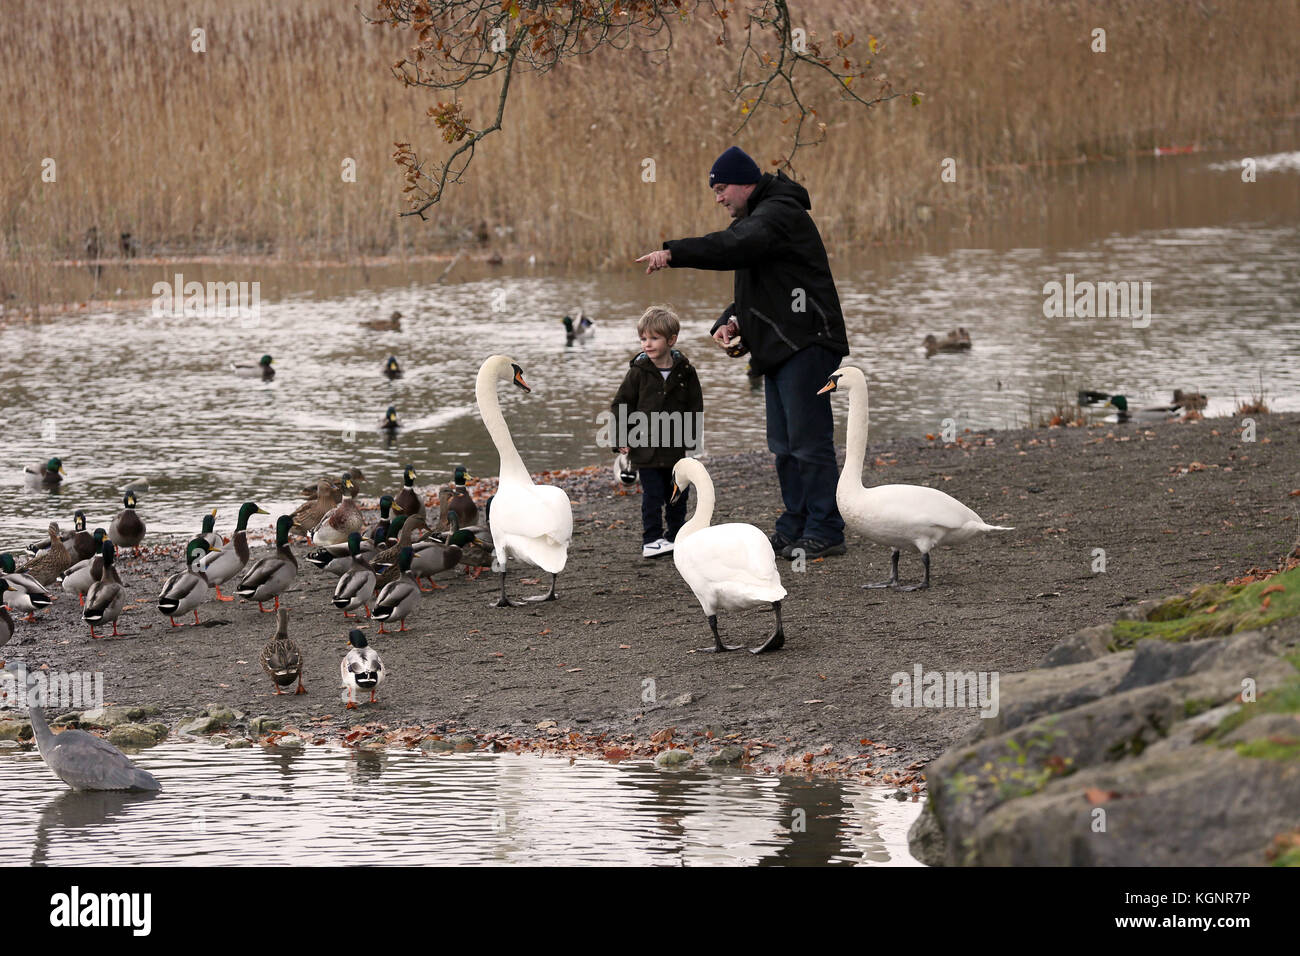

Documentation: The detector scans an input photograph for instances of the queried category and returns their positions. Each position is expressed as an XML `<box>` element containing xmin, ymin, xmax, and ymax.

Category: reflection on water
<box><xmin>0</xmin><ymin>744</ymin><xmax>923</xmax><ymax>866</ymax></box>
<box><xmin>1</xmin><ymin>147</ymin><xmax>1297</xmax><ymax>541</ymax></box>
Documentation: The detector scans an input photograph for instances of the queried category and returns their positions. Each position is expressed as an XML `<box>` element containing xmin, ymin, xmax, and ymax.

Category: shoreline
<box><xmin>3</xmin><ymin>411</ymin><xmax>1298</xmax><ymax>784</ymax></box>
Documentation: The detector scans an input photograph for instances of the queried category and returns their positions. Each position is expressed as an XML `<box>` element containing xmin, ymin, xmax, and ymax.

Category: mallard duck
<box><xmin>306</xmin><ymin>526</ymin><xmax>379</xmax><ymax>577</ymax></box>
<box><xmin>122</xmin><ymin>477</ymin><xmax>150</xmax><ymax>494</ymax></box>
<box><xmin>198</xmin><ymin>509</ymin><xmax>223</xmax><ymax>550</ymax></box>
<box><xmin>435</xmin><ymin>465</ymin><xmax>477</xmax><ymax>531</ymax></box>
<box><xmin>331</xmin><ymin>531</ymin><xmax>376</xmax><ymax>618</ymax></box>
<box><xmin>382</xmin><ymin>406</ymin><xmax>401</xmax><ymax>433</ymax></box>
<box><xmin>0</xmin><ymin>581</ymin><xmax>14</xmax><ymax>649</ymax></box>
<box><xmin>372</xmin><ymin>546</ymin><xmax>421</xmax><ymax>633</ymax></box>
<box><xmin>923</xmin><ymin>328</ymin><xmax>972</xmax><ymax>356</ymax></box>
<box><xmin>298</xmin><ymin>467</ymin><xmax>367</xmax><ymax>500</ymax></box>
<box><xmin>17</xmin><ymin>524</ymin><xmax>73</xmax><ymax>587</ymax></box>
<box><xmin>383</xmin><ymin>355</ymin><xmax>403</xmax><ymax>380</ymax></box>
<box><xmin>821</xmin><ymin>366</ymin><xmax>1013</xmax><ymax>591</ymax></box>
<box><xmin>233</xmin><ymin>354</ymin><xmax>275</xmax><ymax>381</ymax></box>
<box><xmin>57</xmin><ymin>529</ymin><xmax>108</xmax><ymax>605</ymax></box>
<box><xmin>26</xmin><ymin>510</ymin><xmax>87</xmax><ymax>556</ymax></box>
<box><xmin>408</xmin><ymin>526</ymin><xmax>462</xmax><ymax>591</ymax></box>
<box><xmin>196</xmin><ymin>501</ymin><xmax>267</xmax><ymax>601</ymax></box>
<box><xmin>393</xmin><ymin>465</ymin><xmax>423</xmax><ymax>522</ymax></box>
<box><xmin>260</xmin><ymin>608</ymin><xmax>305</xmax><ymax>695</ymax></box>
<box><xmin>367</xmin><ymin>495</ymin><xmax>395</xmax><ymax>542</ymax></box>
<box><xmin>443</xmin><ymin>511</ymin><xmax>492</xmax><ymax>580</ymax></box>
<box><xmin>236</xmin><ymin>514</ymin><xmax>298</xmax><ymax>613</ymax></box>
<box><xmin>476</xmin><ymin>356</ymin><xmax>573</xmax><ymax>606</ymax></box>
<box><xmin>65</xmin><ymin>512</ymin><xmax>96</xmax><ymax>563</ymax></box>
<box><xmin>562</xmin><ymin>311</ymin><xmax>595</xmax><ymax>345</ymax></box>
<box><xmin>311</xmin><ymin>475</ymin><xmax>364</xmax><ymax>546</ymax></box>
<box><xmin>613</xmin><ymin>451</ymin><xmax>637</xmax><ymax>494</ymax></box>
<box><xmin>361</xmin><ymin>310</ymin><xmax>402</xmax><ymax>332</ymax></box>
<box><xmin>291</xmin><ymin>479</ymin><xmax>341</xmax><ymax>534</ymax></box>
<box><xmin>157</xmin><ymin>537</ymin><xmax>213</xmax><ymax>627</ymax></box>
<box><xmin>83</xmin><ymin>540</ymin><xmax>126</xmax><ymax>638</ymax></box>
<box><xmin>1080</xmin><ymin>391</ymin><xmax>1183</xmax><ymax>423</ymax></box>
<box><xmin>1173</xmin><ymin>389</ymin><xmax>1208</xmax><ymax>411</ymax></box>
<box><xmin>341</xmin><ymin>630</ymin><xmax>385</xmax><ymax>708</ymax></box>
<box><xmin>24</xmin><ymin>457</ymin><xmax>64</xmax><ymax>490</ymax></box>
<box><xmin>1106</xmin><ymin>394</ymin><xmax>1183</xmax><ymax>422</ymax></box>
<box><xmin>376</xmin><ymin>515</ymin><xmax>430</xmax><ymax>588</ymax></box>
<box><xmin>2</xmin><ymin>552</ymin><xmax>55</xmax><ymax>620</ymax></box>
<box><xmin>669</xmin><ymin>458</ymin><xmax>787</xmax><ymax>654</ymax></box>
<box><xmin>109</xmin><ymin>491</ymin><xmax>146</xmax><ymax>551</ymax></box>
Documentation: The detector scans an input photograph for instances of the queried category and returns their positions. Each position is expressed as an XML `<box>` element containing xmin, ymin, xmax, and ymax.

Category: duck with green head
<box><xmin>383</xmin><ymin>356</ymin><xmax>403</xmax><ymax>380</ymax></box>
<box><xmin>1</xmin><ymin>551</ymin><xmax>54</xmax><ymax>620</ymax></box>
<box><xmin>198</xmin><ymin>509</ymin><xmax>222</xmax><ymax>550</ymax></box>
<box><xmin>331</xmin><ymin>531</ymin><xmax>376</xmax><ymax>619</ymax></box>
<box><xmin>1105</xmin><ymin>394</ymin><xmax>1183</xmax><ymax>423</ymax></box>
<box><xmin>436</xmin><ymin>465</ymin><xmax>478</xmax><ymax>531</ymax></box>
<box><xmin>372</xmin><ymin>546</ymin><xmax>420</xmax><ymax>633</ymax></box>
<box><xmin>232</xmin><ymin>354</ymin><xmax>275</xmax><ymax>382</ymax></box>
<box><xmin>157</xmin><ymin>537</ymin><xmax>214</xmax><ymax>627</ymax></box>
<box><xmin>196</xmin><ymin>501</ymin><xmax>267</xmax><ymax>601</ymax></box>
<box><xmin>26</xmin><ymin>509</ymin><xmax>88</xmax><ymax>557</ymax></box>
<box><xmin>109</xmin><ymin>491</ymin><xmax>146</xmax><ymax>552</ymax></box>
<box><xmin>393</xmin><ymin>465</ymin><xmax>423</xmax><ymax>521</ymax></box>
<box><xmin>24</xmin><ymin>457</ymin><xmax>64</xmax><ymax>490</ymax></box>
<box><xmin>236</xmin><ymin>515</ymin><xmax>297</xmax><ymax>613</ymax></box>
<box><xmin>381</xmin><ymin>406</ymin><xmax>401</xmax><ymax>433</ymax></box>
<box><xmin>341</xmin><ymin>630</ymin><xmax>385</xmax><ymax>708</ymax></box>
<box><xmin>83</xmin><ymin>540</ymin><xmax>125</xmax><ymax>638</ymax></box>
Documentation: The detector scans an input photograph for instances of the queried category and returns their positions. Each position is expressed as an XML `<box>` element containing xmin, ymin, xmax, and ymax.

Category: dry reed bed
<box><xmin>1</xmin><ymin>0</ymin><xmax>1297</xmax><ymax>304</ymax></box>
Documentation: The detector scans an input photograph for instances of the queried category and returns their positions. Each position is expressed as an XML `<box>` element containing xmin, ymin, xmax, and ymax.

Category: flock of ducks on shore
<box><xmin>7</xmin><ymin>345</ymin><xmax>1210</xmax><ymax>791</ymax></box>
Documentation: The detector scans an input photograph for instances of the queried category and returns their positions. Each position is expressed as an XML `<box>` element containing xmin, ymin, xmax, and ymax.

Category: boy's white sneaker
<box><xmin>642</xmin><ymin>538</ymin><xmax>674</xmax><ymax>558</ymax></box>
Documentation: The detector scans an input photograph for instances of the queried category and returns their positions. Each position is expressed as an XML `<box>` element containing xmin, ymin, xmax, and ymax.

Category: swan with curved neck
<box><xmin>819</xmin><ymin>366</ymin><xmax>1013</xmax><ymax>590</ymax></box>
<box><xmin>671</xmin><ymin>457</ymin><xmax>787</xmax><ymax>654</ymax></box>
<box><xmin>476</xmin><ymin>355</ymin><xmax>573</xmax><ymax>606</ymax></box>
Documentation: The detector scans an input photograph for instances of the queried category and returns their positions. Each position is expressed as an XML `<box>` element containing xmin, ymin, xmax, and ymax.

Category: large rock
<box><xmin>912</xmin><ymin>624</ymin><xmax>1300</xmax><ymax>866</ymax></box>
<box><xmin>108</xmin><ymin>723</ymin><xmax>162</xmax><ymax>748</ymax></box>
<box><xmin>82</xmin><ymin>705</ymin><xmax>161</xmax><ymax>729</ymax></box>
<box><xmin>0</xmin><ymin>718</ymin><xmax>32</xmax><ymax>741</ymax></box>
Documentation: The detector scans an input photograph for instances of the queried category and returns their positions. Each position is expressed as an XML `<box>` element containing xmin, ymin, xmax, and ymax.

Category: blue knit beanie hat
<box><xmin>709</xmin><ymin>146</ymin><xmax>761</xmax><ymax>186</ymax></box>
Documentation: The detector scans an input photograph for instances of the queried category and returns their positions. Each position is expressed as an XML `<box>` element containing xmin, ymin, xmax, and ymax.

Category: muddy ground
<box><xmin>3</xmin><ymin>412</ymin><xmax>1298</xmax><ymax>781</ymax></box>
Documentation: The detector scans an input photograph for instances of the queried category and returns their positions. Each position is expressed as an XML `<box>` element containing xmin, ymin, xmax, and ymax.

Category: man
<box><xmin>637</xmin><ymin>145</ymin><xmax>850</xmax><ymax>559</ymax></box>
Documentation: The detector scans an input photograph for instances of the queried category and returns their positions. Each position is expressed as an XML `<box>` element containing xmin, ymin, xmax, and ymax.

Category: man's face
<box><xmin>713</xmin><ymin>182</ymin><xmax>755</xmax><ymax>219</ymax></box>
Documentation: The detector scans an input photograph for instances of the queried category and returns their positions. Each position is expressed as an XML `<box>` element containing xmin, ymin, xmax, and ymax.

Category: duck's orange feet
<box><xmin>215</xmin><ymin>587</ymin><xmax>234</xmax><ymax>602</ymax></box>
<box><xmin>193</xmin><ymin>609</ymin><xmax>201</xmax><ymax>625</ymax></box>
<box><xmin>346</xmin><ymin>700</ymin><xmax>357</xmax><ymax>710</ymax></box>
<box><xmin>369</xmin><ymin>690</ymin><xmax>377</xmax><ymax>704</ymax></box>
<box><xmin>295</xmin><ymin>680</ymin><xmax>307</xmax><ymax>695</ymax></box>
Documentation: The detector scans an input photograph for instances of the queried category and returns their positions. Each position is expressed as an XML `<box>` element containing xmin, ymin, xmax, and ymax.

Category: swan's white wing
<box><xmin>490</xmin><ymin>482</ymin><xmax>572</xmax><ymax>573</ymax></box>
<box><xmin>674</xmin><ymin>524</ymin><xmax>785</xmax><ymax>614</ymax></box>
<box><xmin>845</xmin><ymin>484</ymin><xmax>988</xmax><ymax>550</ymax></box>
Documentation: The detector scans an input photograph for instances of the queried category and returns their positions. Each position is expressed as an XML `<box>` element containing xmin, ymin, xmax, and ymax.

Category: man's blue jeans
<box><xmin>764</xmin><ymin>345</ymin><xmax>845</xmax><ymax>545</ymax></box>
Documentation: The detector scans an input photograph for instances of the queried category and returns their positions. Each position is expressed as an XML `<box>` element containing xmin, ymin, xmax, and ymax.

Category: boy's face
<box><xmin>640</xmin><ymin>329</ymin><xmax>677</xmax><ymax>363</ymax></box>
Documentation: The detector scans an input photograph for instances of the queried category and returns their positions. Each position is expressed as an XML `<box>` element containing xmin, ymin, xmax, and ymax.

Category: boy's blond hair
<box><xmin>637</xmin><ymin>305</ymin><xmax>680</xmax><ymax>340</ymax></box>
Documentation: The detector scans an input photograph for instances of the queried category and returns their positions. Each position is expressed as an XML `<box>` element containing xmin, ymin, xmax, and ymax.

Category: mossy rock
<box><xmin>107</xmin><ymin>723</ymin><xmax>163</xmax><ymax>748</ymax></box>
<box><xmin>1112</xmin><ymin>568</ymin><xmax>1300</xmax><ymax>649</ymax></box>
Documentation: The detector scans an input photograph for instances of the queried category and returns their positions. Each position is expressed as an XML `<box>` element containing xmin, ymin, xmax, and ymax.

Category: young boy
<box><xmin>611</xmin><ymin>306</ymin><xmax>705</xmax><ymax>558</ymax></box>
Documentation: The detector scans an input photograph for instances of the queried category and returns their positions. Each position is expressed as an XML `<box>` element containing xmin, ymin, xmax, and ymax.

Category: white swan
<box><xmin>819</xmin><ymin>365</ymin><xmax>1013</xmax><ymax>590</ymax></box>
<box><xmin>670</xmin><ymin>457</ymin><xmax>787</xmax><ymax>654</ymax></box>
<box><xmin>476</xmin><ymin>355</ymin><xmax>573</xmax><ymax>606</ymax></box>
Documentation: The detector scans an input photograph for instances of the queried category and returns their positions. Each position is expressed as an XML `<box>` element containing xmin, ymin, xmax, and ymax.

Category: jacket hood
<box><xmin>750</xmin><ymin>170</ymin><xmax>811</xmax><ymax>212</ymax></box>
<box><xmin>630</xmin><ymin>348</ymin><xmax>689</xmax><ymax>370</ymax></box>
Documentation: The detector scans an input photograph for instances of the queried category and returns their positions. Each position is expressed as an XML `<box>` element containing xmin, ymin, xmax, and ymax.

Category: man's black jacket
<box><xmin>664</xmin><ymin>171</ymin><xmax>849</xmax><ymax>375</ymax></box>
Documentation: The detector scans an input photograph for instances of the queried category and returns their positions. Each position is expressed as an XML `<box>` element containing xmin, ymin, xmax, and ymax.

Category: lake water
<box><xmin>0</xmin><ymin>742</ymin><xmax>923</xmax><ymax>866</ymax></box>
<box><xmin>1</xmin><ymin>146</ymin><xmax>1297</xmax><ymax>543</ymax></box>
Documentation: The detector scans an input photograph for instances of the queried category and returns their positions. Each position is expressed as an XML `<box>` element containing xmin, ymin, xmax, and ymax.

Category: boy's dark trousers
<box><xmin>638</xmin><ymin>466</ymin><xmax>688</xmax><ymax>545</ymax></box>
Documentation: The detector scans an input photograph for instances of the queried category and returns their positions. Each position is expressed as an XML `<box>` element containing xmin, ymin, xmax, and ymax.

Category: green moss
<box><xmin>1233</xmin><ymin>736</ymin><xmax>1300</xmax><ymax>761</ymax></box>
<box><xmin>1211</xmin><ymin>671</ymin><xmax>1300</xmax><ymax>741</ymax></box>
<box><xmin>1271</xmin><ymin>846</ymin><xmax>1300</xmax><ymax>867</ymax></box>
<box><xmin>1111</xmin><ymin>567</ymin><xmax>1300</xmax><ymax>650</ymax></box>
<box><xmin>1183</xmin><ymin>698</ymin><xmax>1218</xmax><ymax>718</ymax></box>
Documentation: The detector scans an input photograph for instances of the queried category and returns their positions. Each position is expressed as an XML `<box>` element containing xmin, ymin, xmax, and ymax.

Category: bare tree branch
<box><xmin>374</xmin><ymin>0</ymin><xmax>915</xmax><ymax>213</ymax></box>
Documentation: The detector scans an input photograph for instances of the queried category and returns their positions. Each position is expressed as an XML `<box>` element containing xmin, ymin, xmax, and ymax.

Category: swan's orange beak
<box><xmin>669</xmin><ymin>482</ymin><xmax>684</xmax><ymax>505</ymax></box>
<box><xmin>816</xmin><ymin>379</ymin><xmax>837</xmax><ymax>395</ymax></box>
<box><xmin>512</xmin><ymin>369</ymin><xmax>531</xmax><ymax>392</ymax></box>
